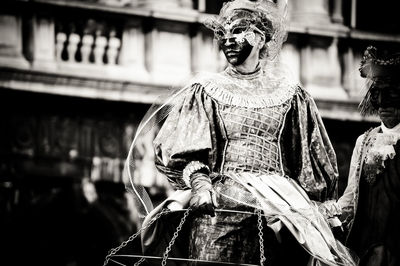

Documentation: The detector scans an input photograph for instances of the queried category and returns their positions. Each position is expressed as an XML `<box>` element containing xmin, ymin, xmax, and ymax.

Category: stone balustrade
<box><xmin>1</xmin><ymin>0</ymin><xmax>399</xmax><ymax>119</ymax></box>
<box><xmin>1</xmin><ymin>0</ymin><xmax>393</xmax><ymax>193</ymax></box>
<box><xmin>55</xmin><ymin>20</ymin><xmax>122</xmax><ymax>66</ymax></box>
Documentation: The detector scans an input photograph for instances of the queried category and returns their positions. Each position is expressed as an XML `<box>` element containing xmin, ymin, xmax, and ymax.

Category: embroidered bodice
<box><xmin>153</xmin><ymin>65</ymin><xmax>338</xmax><ymax>198</ymax></box>
<box><xmin>197</xmin><ymin>67</ymin><xmax>295</xmax><ymax>175</ymax></box>
<box><xmin>218</xmin><ymin>101</ymin><xmax>291</xmax><ymax>175</ymax></box>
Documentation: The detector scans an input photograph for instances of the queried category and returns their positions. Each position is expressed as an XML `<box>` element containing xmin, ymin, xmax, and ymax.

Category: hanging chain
<box><xmin>133</xmin><ymin>257</ymin><xmax>146</xmax><ymax>266</ymax></box>
<box><xmin>256</xmin><ymin>209</ymin><xmax>266</xmax><ymax>266</ymax></box>
<box><xmin>103</xmin><ymin>208</ymin><xmax>171</xmax><ymax>266</ymax></box>
<box><xmin>161</xmin><ymin>208</ymin><xmax>192</xmax><ymax>266</ymax></box>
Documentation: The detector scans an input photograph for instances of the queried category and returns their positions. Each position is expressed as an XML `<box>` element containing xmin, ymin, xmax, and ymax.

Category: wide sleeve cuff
<box><xmin>182</xmin><ymin>161</ymin><xmax>210</xmax><ymax>188</ymax></box>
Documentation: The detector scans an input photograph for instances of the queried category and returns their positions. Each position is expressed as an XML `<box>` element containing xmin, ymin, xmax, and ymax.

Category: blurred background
<box><xmin>0</xmin><ymin>0</ymin><xmax>399</xmax><ymax>265</ymax></box>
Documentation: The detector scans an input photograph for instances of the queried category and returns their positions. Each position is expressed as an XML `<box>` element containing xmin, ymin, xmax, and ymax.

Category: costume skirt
<box><xmin>188</xmin><ymin>176</ymin><xmax>308</xmax><ymax>265</ymax></box>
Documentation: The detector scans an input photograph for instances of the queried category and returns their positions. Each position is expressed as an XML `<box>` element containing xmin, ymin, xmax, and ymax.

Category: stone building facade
<box><xmin>0</xmin><ymin>0</ymin><xmax>399</xmax><ymax>265</ymax></box>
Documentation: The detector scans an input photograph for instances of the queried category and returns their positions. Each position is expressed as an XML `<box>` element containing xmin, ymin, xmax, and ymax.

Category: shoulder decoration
<box><xmin>363</xmin><ymin>128</ymin><xmax>400</xmax><ymax>183</ymax></box>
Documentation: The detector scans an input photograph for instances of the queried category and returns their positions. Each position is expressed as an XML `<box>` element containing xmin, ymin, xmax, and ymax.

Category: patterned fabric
<box><xmin>153</xmin><ymin>70</ymin><xmax>338</xmax><ymax>200</ymax></box>
<box><xmin>150</xmin><ymin>68</ymin><xmax>339</xmax><ymax>264</ymax></box>
<box><xmin>188</xmin><ymin>98</ymin><xmax>292</xmax><ymax>263</ymax></box>
<box><xmin>189</xmin><ymin>179</ymin><xmax>261</xmax><ymax>264</ymax></box>
<box><xmin>219</xmin><ymin>101</ymin><xmax>290</xmax><ymax>175</ymax></box>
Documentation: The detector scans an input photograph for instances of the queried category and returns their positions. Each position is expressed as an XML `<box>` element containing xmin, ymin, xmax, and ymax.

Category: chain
<box><xmin>134</xmin><ymin>257</ymin><xmax>146</xmax><ymax>266</ymax></box>
<box><xmin>103</xmin><ymin>208</ymin><xmax>171</xmax><ymax>266</ymax></box>
<box><xmin>256</xmin><ymin>209</ymin><xmax>266</xmax><ymax>266</ymax></box>
<box><xmin>161</xmin><ymin>208</ymin><xmax>192</xmax><ymax>266</ymax></box>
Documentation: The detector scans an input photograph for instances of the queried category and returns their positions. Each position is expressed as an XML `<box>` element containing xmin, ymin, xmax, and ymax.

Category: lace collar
<box><xmin>192</xmin><ymin>67</ymin><xmax>298</xmax><ymax>108</ymax></box>
<box><xmin>381</xmin><ymin>122</ymin><xmax>400</xmax><ymax>134</ymax></box>
<box><xmin>363</xmin><ymin>126</ymin><xmax>400</xmax><ymax>183</ymax></box>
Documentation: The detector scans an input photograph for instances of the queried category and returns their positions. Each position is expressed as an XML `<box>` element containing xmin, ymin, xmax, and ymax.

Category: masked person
<box><xmin>113</xmin><ymin>1</ymin><xmax>358</xmax><ymax>266</ymax></box>
<box><xmin>327</xmin><ymin>46</ymin><xmax>400</xmax><ymax>266</ymax></box>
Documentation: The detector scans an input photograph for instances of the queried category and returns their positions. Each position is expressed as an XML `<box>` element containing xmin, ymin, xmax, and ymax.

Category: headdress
<box><xmin>359</xmin><ymin>46</ymin><xmax>400</xmax><ymax>116</ymax></box>
<box><xmin>204</xmin><ymin>0</ymin><xmax>288</xmax><ymax>61</ymax></box>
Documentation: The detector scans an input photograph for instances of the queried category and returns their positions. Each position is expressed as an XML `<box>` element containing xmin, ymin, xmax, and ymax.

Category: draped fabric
<box><xmin>280</xmin><ymin>88</ymin><xmax>338</xmax><ymax>201</ymax></box>
<box><xmin>153</xmin><ymin>84</ymin><xmax>221</xmax><ymax>190</ymax></box>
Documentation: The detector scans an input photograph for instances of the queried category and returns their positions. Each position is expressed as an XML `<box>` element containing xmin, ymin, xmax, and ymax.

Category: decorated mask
<box><xmin>204</xmin><ymin>0</ymin><xmax>288</xmax><ymax>61</ymax></box>
<box><xmin>359</xmin><ymin>46</ymin><xmax>400</xmax><ymax>127</ymax></box>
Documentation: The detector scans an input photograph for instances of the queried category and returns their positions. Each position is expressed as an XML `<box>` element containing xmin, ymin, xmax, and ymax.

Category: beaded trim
<box><xmin>182</xmin><ymin>161</ymin><xmax>210</xmax><ymax>188</ymax></box>
<box><xmin>361</xmin><ymin>46</ymin><xmax>400</xmax><ymax>67</ymax></box>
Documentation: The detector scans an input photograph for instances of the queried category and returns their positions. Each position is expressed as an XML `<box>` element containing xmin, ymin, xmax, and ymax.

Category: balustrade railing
<box><xmin>48</xmin><ymin>11</ymin><xmax>220</xmax><ymax>83</ymax></box>
<box><xmin>2</xmin><ymin>0</ymin><xmax>399</xmax><ymax>106</ymax></box>
<box><xmin>55</xmin><ymin>19</ymin><xmax>122</xmax><ymax>66</ymax></box>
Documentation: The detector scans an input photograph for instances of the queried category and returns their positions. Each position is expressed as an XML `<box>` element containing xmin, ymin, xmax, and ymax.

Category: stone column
<box><xmin>332</xmin><ymin>0</ymin><xmax>344</xmax><ymax>24</ymax></box>
<box><xmin>342</xmin><ymin>45</ymin><xmax>367</xmax><ymax>99</ymax></box>
<box><xmin>118</xmin><ymin>19</ymin><xmax>149</xmax><ymax>81</ymax></box>
<box><xmin>131</xmin><ymin>0</ymin><xmax>193</xmax><ymax>10</ymax></box>
<box><xmin>289</xmin><ymin>0</ymin><xmax>331</xmax><ymax>25</ymax></box>
<box><xmin>299</xmin><ymin>39</ymin><xmax>312</xmax><ymax>87</ymax></box>
<box><xmin>280</xmin><ymin>40</ymin><xmax>301</xmax><ymax>84</ymax></box>
<box><xmin>0</xmin><ymin>14</ymin><xmax>29</xmax><ymax>69</ymax></box>
<box><xmin>99</xmin><ymin>0</ymin><xmax>131</xmax><ymax>6</ymax></box>
<box><xmin>191</xmin><ymin>26</ymin><xmax>219</xmax><ymax>73</ymax></box>
<box><xmin>197</xmin><ymin>0</ymin><xmax>206</xmax><ymax>12</ymax></box>
<box><xmin>147</xmin><ymin>20</ymin><xmax>192</xmax><ymax>85</ymax></box>
<box><xmin>342</xmin><ymin>46</ymin><xmax>356</xmax><ymax>97</ymax></box>
<box><xmin>30</xmin><ymin>15</ymin><xmax>56</xmax><ymax>70</ymax></box>
<box><xmin>300</xmin><ymin>36</ymin><xmax>347</xmax><ymax>100</ymax></box>
<box><xmin>351</xmin><ymin>0</ymin><xmax>357</xmax><ymax>28</ymax></box>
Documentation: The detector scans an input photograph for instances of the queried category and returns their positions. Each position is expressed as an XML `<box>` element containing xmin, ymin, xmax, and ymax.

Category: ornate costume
<box><xmin>106</xmin><ymin>1</ymin><xmax>357</xmax><ymax>265</ymax></box>
<box><xmin>336</xmin><ymin>47</ymin><xmax>400</xmax><ymax>266</ymax></box>
<box><xmin>338</xmin><ymin>126</ymin><xmax>400</xmax><ymax>266</ymax></box>
<box><xmin>138</xmin><ymin>65</ymin><xmax>356</xmax><ymax>265</ymax></box>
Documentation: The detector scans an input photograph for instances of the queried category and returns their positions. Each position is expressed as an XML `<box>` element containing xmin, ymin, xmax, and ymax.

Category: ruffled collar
<box><xmin>381</xmin><ymin>122</ymin><xmax>400</xmax><ymax>134</ymax></box>
<box><xmin>363</xmin><ymin>126</ymin><xmax>400</xmax><ymax>183</ymax></box>
<box><xmin>191</xmin><ymin>67</ymin><xmax>298</xmax><ymax>108</ymax></box>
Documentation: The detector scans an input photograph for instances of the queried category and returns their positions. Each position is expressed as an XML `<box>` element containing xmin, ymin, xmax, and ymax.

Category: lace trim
<box><xmin>192</xmin><ymin>70</ymin><xmax>298</xmax><ymax>108</ymax></box>
<box><xmin>363</xmin><ymin>128</ymin><xmax>400</xmax><ymax>183</ymax></box>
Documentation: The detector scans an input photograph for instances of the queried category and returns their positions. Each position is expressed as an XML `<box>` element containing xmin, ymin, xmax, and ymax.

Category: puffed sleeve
<box><xmin>153</xmin><ymin>84</ymin><xmax>218</xmax><ymax>190</ymax></box>
<box><xmin>280</xmin><ymin>86</ymin><xmax>339</xmax><ymax>202</ymax></box>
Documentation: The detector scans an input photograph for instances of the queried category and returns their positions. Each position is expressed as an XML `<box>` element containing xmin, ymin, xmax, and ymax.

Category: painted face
<box><xmin>371</xmin><ymin>86</ymin><xmax>400</xmax><ymax>128</ymax></box>
<box><xmin>216</xmin><ymin>17</ymin><xmax>264</xmax><ymax>66</ymax></box>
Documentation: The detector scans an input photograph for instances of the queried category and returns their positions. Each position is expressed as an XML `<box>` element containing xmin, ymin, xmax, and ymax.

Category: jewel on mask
<box><xmin>244</xmin><ymin>31</ymin><xmax>256</xmax><ymax>46</ymax></box>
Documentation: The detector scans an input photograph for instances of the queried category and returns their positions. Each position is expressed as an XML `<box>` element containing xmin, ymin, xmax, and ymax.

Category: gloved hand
<box><xmin>189</xmin><ymin>172</ymin><xmax>219</xmax><ymax>217</ymax></box>
<box><xmin>318</xmin><ymin>200</ymin><xmax>342</xmax><ymax>220</ymax></box>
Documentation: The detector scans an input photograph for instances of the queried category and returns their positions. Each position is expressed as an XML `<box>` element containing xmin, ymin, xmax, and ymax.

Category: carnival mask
<box><xmin>204</xmin><ymin>0</ymin><xmax>287</xmax><ymax>61</ymax></box>
<box><xmin>217</xmin><ymin>17</ymin><xmax>266</xmax><ymax>66</ymax></box>
<box><xmin>359</xmin><ymin>46</ymin><xmax>400</xmax><ymax>117</ymax></box>
<box><xmin>370</xmin><ymin>87</ymin><xmax>400</xmax><ymax>128</ymax></box>
<box><xmin>370</xmin><ymin>86</ymin><xmax>400</xmax><ymax>108</ymax></box>
<box><xmin>215</xmin><ymin>18</ymin><xmax>265</xmax><ymax>47</ymax></box>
